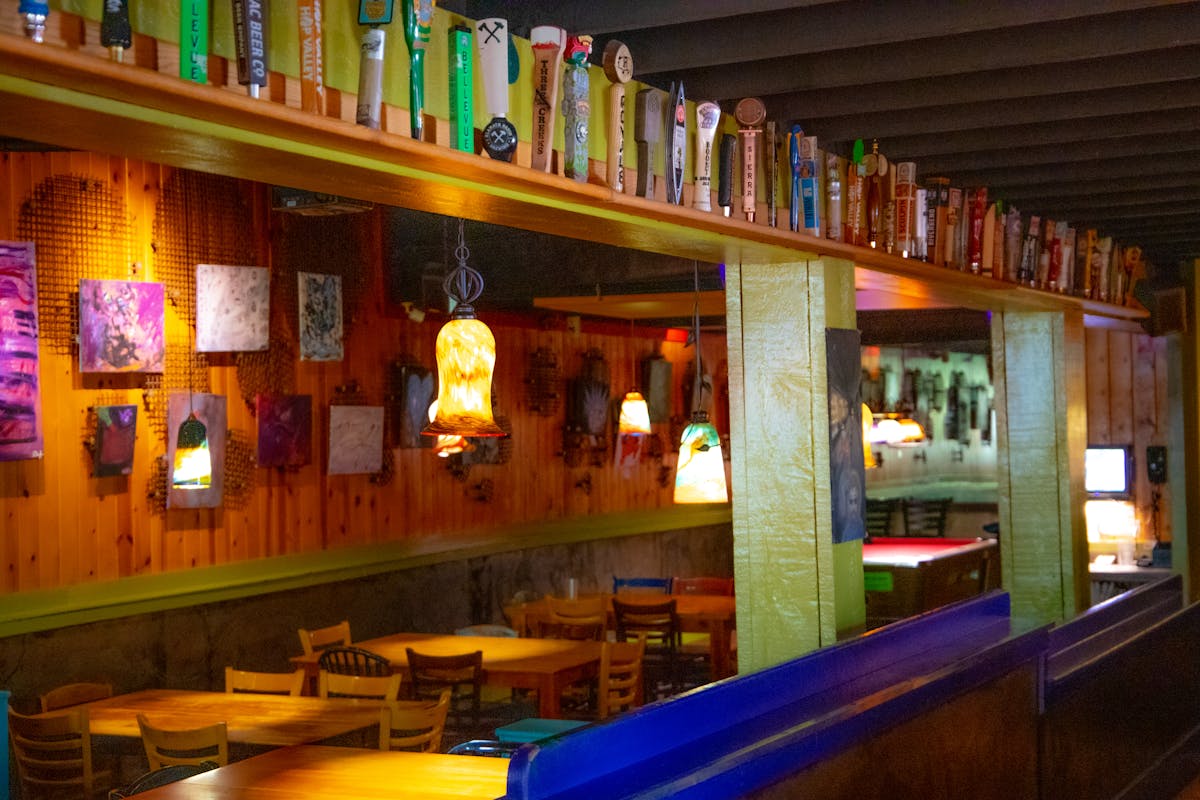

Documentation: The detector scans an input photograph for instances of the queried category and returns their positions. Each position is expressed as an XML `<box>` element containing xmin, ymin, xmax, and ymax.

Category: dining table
<box><xmin>57</xmin><ymin>689</ymin><xmax>383</xmax><ymax>748</ymax></box>
<box><xmin>504</xmin><ymin>593</ymin><xmax>738</xmax><ymax>679</ymax></box>
<box><xmin>126</xmin><ymin>744</ymin><xmax>508</xmax><ymax>800</ymax></box>
<box><xmin>291</xmin><ymin>632</ymin><xmax>631</xmax><ymax>719</ymax></box>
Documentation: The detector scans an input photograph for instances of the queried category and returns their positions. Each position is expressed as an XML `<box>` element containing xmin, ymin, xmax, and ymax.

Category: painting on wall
<box><xmin>256</xmin><ymin>393</ymin><xmax>313</xmax><ymax>468</ymax></box>
<box><xmin>826</xmin><ymin>327</ymin><xmax>867</xmax><ymax>544</ymax></box>
<box><xmin>392</xmin><ymin>363</ymin><xmax>433</xmax><ymax>449</ymax></box>
<box><xmin>78</xmin><ymin>279</ymin><xmax>165</xmax><ymax>373</ymax></box>
<box><xmin>165</xmin><ymin>392</ymin><xmax>227</xmax><ymax>509</ymax></box>
<box><xmin>195</xmin><ymin>264</ymin><xmax>270</xmax><ymax>352</ymax></box>
<box><xmin>298</xmin><ymin>272</ymin><xmax>343</xmax><ymax>361</ymax></box>
<box><xmin>0</xmin><ymin>241</ymin><xmax>42</xmax><ymax>461</ymax></box>
<box><xmin>94</xmin><ymin>404</ymin><xmax>138</xmax><ymax>477</ymax></box>
<box><xmin>327</xmin><ymin>405</ymin><xmax>383</xmax><ymax>475</ymax></box>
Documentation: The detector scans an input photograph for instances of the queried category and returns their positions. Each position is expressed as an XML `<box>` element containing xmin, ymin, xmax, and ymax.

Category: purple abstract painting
<box><xmin>256</xmin><ymin>394</ymin><xmax>313</xmax><ymax>468</ymax></box>
<box><xmin>0</xmin><ymin>241</ymin><xmax>42</xmax><ymax>461</ymax></box>
<box><xmin>79</xmin><ymin>279</ymin><xmax>165</xmax><ymax>373</ymax></box>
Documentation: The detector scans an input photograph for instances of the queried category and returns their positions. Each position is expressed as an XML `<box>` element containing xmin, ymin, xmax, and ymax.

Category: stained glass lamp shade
<box><xmin>172</xmin><ymin>412</ymin><xmax>211</xmax><ymax>488</ymax></box>
<box><xmin>673</xmin><ymin>411</ymin><xmax>728</xmax><ymax>503</ymax></box>
<box><xmin>618</xmin><ymin>391</ymin><xmax>652</xmax><ymax>435</ymax></box>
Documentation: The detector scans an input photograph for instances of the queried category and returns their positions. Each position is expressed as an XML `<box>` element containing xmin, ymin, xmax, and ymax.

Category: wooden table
<box><xmin>504</xmin><ymin>593</ymin><xmax>738</xmax><ymax>679</ymax></box>
<box><xmin>291</xmin><ymin>633</ymin><xmax>617</xmax><ymax>719</ymax></box>
<box><xmin>130</xmin><ymin>744</ymin><xmax>507</xmax><ymax>800</ymax></box>
<box><xmin>62</xmin><ymin>689</ymin><xmax>382</xmax><ymax>748</ymax></box>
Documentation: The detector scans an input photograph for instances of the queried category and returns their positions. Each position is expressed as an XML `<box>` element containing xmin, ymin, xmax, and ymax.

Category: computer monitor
<box><xmin>1084</xmin><ymin>445</ymin><xmax>1133</xmax><ymax>499</ymax></box>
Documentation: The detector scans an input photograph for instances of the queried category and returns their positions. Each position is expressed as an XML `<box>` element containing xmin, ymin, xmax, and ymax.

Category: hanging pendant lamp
<box><xmin>423</xmin><ymin>219</ymin><xmax>506</xmax><ymax>439</ymax></box>
<box><xmin>861</xmin><ymin>403</ymin><xmax>878</xmax><ymax>469</ymax></box>
<box><xmin>674</xmin><ymin>262</ymin><xmax>728</xmax><ymax>504</ymax></box>
<box><xmin>618</xmin><ymin>390</ymin><xmax>652</xmax><ymax>435</ymax></box>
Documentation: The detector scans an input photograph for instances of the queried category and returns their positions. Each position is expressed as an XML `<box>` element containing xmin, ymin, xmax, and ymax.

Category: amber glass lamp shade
<box><xmin>673</xmin><ymin>412</ymin><xmax>729</xmax><ymax>503</ymax></box>
<box><xmin>172</xmin><ymin>412</ymin><xmax>212</xmax><ymax>489</ymax></box>
<box><xmin>423</xmin><ymin>312</ymin><xmax>505</xmax><ymax>438</ymax></box>
<box><xmin>427</xmin><ymin>400</ymin><xmax>469</xmax><ymax>458</ymax></box>
<box><xmin>618</xmin><ymin>391</ymin><xmax>652</xmax><ymax>435</ymax></box>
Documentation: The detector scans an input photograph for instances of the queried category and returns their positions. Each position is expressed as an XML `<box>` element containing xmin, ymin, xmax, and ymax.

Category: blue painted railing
<box><xmin>506</xmin><ymin>591</ymin><xmax>1047</xmax><ymax>800</ymax></box>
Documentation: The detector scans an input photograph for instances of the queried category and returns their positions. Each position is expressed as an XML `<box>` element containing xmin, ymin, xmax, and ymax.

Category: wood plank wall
<box><xmin>0</xmin><ymin>151</ymin><xmax>718</xmax><ymax>594</ymax></box>
<box><xmin>1085</xmin><ymin>327</ymin><xmax>1171</xmax><ymax>543</ymax></box>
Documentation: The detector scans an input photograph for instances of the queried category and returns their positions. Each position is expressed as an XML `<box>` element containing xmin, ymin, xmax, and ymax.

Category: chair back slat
<box><xmin>224</xmin><ymin>667</ymin><xmax>305</xmax><ymax>696</ymax></box>
<box><xmin>319</xmin><ymin>671</ymin><xmax>403</xmax><ymax>700</ymax></box>
<box><xmin>137</xmin><ymin>714</ymin><xmax>229</xmax><ymax>771</ymax></box>
<box><xmin>379</xmin><ymin>690</ymin><xmax>452</xmax><ymax>753</ymax></box>
<box><xmin>317</xmin><ymin>645</ymin><xmax>392</xmax><ymax>677</ymax></box>
<box><xmin>38</xmin><ymin>682</ymin><xmax>113</xmax><ymax>714</ymax></box>
<box><xmin>297</xmin><ymin>620</ymin><xmax>351</xmax><ymax>655</ymax></box>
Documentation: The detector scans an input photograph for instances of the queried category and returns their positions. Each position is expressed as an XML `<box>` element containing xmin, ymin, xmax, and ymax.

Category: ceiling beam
<box><xmin>643</xmin><ymin>3</ymin><xmax>1200</xmax><ymax>99</ymax></box>
<box><xmin>760</xmin><ymin>47</ymin><xmax>1200</xmax><ymax>119</ymax></box>
<box><xmin>999</xmin><ymin>173</ymin><xmax>1200</xmax><ymax>201</ymax></box>
<box><xmin>948</xmin><ymin>152</ymin><xmax>1200</xmax><ymax>188</ymax></box>
<box><xmin>1010</xmin><ymin>188</ymin><xmax>1200</xmax><ymax>212</ymax></box>
<box><xmin>912</xmin><ymin>136</ymin><xmax>1200</xmax><ymax>174</ymax></box>
<box><xmin>621</xmin><ymin>0</ymin><xmax>1191</xmax><ymax>74</ymax></box>
<box><xmin>800</xmin><ymin>83</ymin><xmax>1200</xmax><ymax>143</ymax></box>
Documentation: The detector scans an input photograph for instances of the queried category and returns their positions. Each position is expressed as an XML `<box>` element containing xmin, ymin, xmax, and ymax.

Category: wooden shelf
<box><xmin>0</xmin><ymin>35</ymin><xmax>1148</xmax><ymax>329</ymax></box>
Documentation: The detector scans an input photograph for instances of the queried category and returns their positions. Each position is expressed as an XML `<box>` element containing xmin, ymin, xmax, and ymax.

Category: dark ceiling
<box><xmin>442</xmin><ymin>0</ymin><xmax>1200</xmax><ymax>271</ymax></box>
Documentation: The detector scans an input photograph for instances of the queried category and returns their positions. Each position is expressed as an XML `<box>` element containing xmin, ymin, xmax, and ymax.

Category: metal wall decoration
<box><xmin>16</xmin><ymin>175</ymin><xmax>133</xmax><ymax>357</ymax></box>
<box><xmin>223</xmin><ymin>429</ymin><xmax>257</xmax><ymax>509</ymax></box>
<box><xmin>524</xmin><ymin>346</ymin><xmax>561</xmax><ymax>416</ymax></box>
<box><xmin>0</xmin><ymin>241</ymin><xmax>42</xmax><ymax>461</ymax></box>
<box><xmin>388</xmin><ymin>359</ymin><xmax>434</xmax><ymax>449</ymax></box>
<box><xmin>236</xmin><ymin>335</ymin><xmax>296</xmax><ymax>413</ymax></box>
<box><xmin>562</xmin><ymin>348</ymin><xmax>610</xmax><ymax>467</ymax></box>
<box><xmin>641</xmin><ymin>355</ymin><xmax>672</xmax><ymax>423</ymax></box>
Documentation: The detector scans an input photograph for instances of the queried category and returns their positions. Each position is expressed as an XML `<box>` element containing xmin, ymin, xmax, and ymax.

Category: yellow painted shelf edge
<box><xmin>0</xmin><ymin>506</ymin><xmax>732</xmax><ymax>638</ymax></box>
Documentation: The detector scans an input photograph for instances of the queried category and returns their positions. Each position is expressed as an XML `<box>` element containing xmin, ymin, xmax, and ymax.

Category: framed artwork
<box><xmin>94</xmin><ymin>404</ymin><xmax>137</xmax><ymax>477</ymax></box>
<box><xmin>256</xmin><ymin>394</ymin><xmax>313</xmax><ymax>468</ymax></box>
<box><xmin>328</xmin><ymin>405</ymin><xmax>383</xmax><ymax>475</ymax></box>
<box><xmin>392</xmin><ymin>363</ymin><xmax>433</xmax><ymax>449</ymax></box>
<box><xmin>78</xmin><ymin>278</ymin><xmax>165</xmax><ymax>373</ymax></box>
<box><xmin>298</xmin><ymin>272</ymin><xmax>343</xmax><ymax>361</ymax></box>
<box><xmin>0</xmin><ymin>241</ymin><xmax>42</xmax><ymax>461</ymax></box>
<box><xmin>826</xmin><ymin>327</ymin><xmax>867</xmax><ymax>544</ymax></box>
<box><xmin>165</xmin><ymin>392</ymin><xmax>227</xmax><ymax>509</ymax></box>
<box><xmin>195</xmin><ymin>264</ymin><xmax>270</xmax><ymax>352</ymax></box>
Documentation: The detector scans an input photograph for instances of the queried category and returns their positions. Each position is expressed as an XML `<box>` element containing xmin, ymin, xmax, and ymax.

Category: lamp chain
<box><xmin>444</xmin><ymin>218</ymin><xmax>484</xmax><ymax>311</ymax></box>
<box><xmin>691</xmin><ymin>260</ymin><xmax>704</xmax><ymax>416</ymax></box>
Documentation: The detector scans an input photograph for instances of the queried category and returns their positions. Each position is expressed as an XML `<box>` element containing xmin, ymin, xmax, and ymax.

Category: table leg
<box><xmin>536</xmin><ymin>676</ymin><xmax>560</xmax><ymax>719</ymax></box>
<box><xmin>710</xmin><ymin>622</ymin><xmax>733</xmax><ymax>679</ymax></box>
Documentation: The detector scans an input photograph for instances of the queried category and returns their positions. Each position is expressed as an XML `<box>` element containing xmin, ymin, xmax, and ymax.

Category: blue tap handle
<box><xmin>789</xmin><ymin>125</ymin><xmax>802</xmax><ymax>233</ymax></box>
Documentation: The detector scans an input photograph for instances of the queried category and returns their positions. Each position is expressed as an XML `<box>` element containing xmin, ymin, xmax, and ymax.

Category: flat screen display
<box><xmin>1085</xmin><ymin>446</ymin><xmax>1132</xmax><ymax>497</ymax></box>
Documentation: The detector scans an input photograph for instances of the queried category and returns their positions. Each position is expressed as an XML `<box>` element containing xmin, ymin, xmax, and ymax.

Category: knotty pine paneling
<box><xmin>1084</xmin><ymin>329</ymin><xmax>1171</xmax><ymax>542</ymax></box>
<box><xmin>0</xmin><ymin>152</ymin><xmax>713</xmax><ymax>594</ymax></box>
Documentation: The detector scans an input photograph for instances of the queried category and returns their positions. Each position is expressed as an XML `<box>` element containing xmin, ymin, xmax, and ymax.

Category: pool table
<box><xmin>863</xmin><ymin>537</ymin><xmax>1000</xmax><ymax>628</ymax></box>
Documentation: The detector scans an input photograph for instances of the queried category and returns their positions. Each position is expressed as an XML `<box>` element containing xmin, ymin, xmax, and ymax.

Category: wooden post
<box><xmin>726</xmin><ymin>256</ymin><xmax>861</xmax><ymax>671</ymax></box>
<box><xmin>992</xmin><ymin>309</ymin><xmax>1088</xmax><ymax>621</ymax></box>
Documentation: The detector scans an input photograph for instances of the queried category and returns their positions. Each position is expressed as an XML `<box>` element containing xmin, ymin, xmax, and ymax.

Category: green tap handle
<box><xmin>402</xmin><ymin>0</ymin><xmax>435</xmax><ymax>140</ymax></box>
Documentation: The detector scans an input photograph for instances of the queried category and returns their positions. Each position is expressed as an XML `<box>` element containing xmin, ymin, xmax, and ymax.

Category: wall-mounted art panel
<box><xmin>0</xmin><ymin>241</ymin><xmax>42</xmax><ymax>461</ymax></box>
<box><xmin>166</xmin><ymin>392</ymin><xmax>227</xmax><ymax>509</ymax></box>
<box><xmin>78</xmin><ymin>279</ymin><xmax>165</xmax><ymax>373</ymax></box>
<box><xmin>827</xmin><ymin>327</ymin><xmax>866</xmax><ymax>544</ymax></box>
<box><xmin>196</xmin><ymin>264</ymin><xmax>270</xmax><ymax>352</ymax></box>
<box><xmin>328</xmin><ymin>405</ymin><xmax>383</xmax><ymax>475</ymax></box>
<box><xmin>256</xmin><ymin>393</ymin><xmax>313</xmax><ymax>468</ymax></box>
<box><xmin>94</xmin><ymin>404</ymin><xmax>137</xmax><ymax>477</ymax></box>
<box><xmin>298</xmin><ymin>272</ymin><xmax>343</xmax><ymax>361</ymax></box>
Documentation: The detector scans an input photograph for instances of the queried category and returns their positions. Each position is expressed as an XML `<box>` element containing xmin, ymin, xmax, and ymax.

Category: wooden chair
<box><xmin>612</xmin><ymin>576</ymin><xmax>670</xmax><ymax>594</ymax></box>
<box><xmin>137</xmin><ymin>714</ymin><xmax>228</xmax><ymax>770</ymax></box>
<box><xmin>612</xmin><ymin>597</ymin><xmax>681</xmax><ymax>701</ymax></box>
<box><xmin>317</xmin><ymin>645</ymin><xmax>392</xmax><ymax>677</ymax></box>
<box><xmin>865</xmin><ymin>497</ymin><xmax>897</xmax><ymax>538</ymax></box>
<box><xmin>38</xmin><ymin>681</ymin><xmax>113</xmax><ymax>713</ymax></box>
<box><xmin>455</xmin><ymin>624</ymin><xmax>518</xmax><ymax>637</ymax></box>
<box><xmin>224</xmin><ymin>667</ymin><xmax>305</xmax><ymax>696</ymax></box>
<box><xmin>9</xmin><ymin>706</ymin><xmax>111</xmax><ymax>800</ymax></box>
<box><xmin>902</xmin><ymin>497</ymin><xmax>952</xmax><ymax>537</ymax></box>
<box><xmin>378</xmin><ymin>689</ymin><xmax>452</xmax><ymax>753</ymax></box>
<box><xmin>598</xmin><ymin>637</ymin><xmax>645</xmax><ymax>719</ymax></box>
<box><xmin>540</xmin><ymin>594</ymin><xmax>607</xmax><ymax>641</ymax></box>
<box><xmin>297</xmin><ymin>619</ymin><xmax>351</xmax><ymax>655</ymax></box>
<box><xmin>670</xmin><ymin>576</ymin><xmax>734</xmax><ymax>596</ymax></box>
<box><xmin>405</xmin><ymin>648</ymin><xmax>483</xmax><ymax>718</ymax></box>
<box><xmin>318</xmin><ymin>670</ymin><xmax>404</xmax><ymax>701</ymax></box>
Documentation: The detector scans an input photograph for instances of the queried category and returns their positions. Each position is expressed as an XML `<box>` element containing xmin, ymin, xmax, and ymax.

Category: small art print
<box><xmin>0</xmin><ymin>241</ymin><xmax>42</xmax><ymax>461</ymax></box>
<box><xmin>195</xmin><ymin>264</ymin><xmax>270</xmax><ymax>352</ymax></box>
<box><xmin>298</xmin><ymin>272</ymin><xmax>343</xmax><ymax>361</ymax></box>
<box><xmin>79</xmin><ymin>279</ymin><xmax>165</xmax><ymax>373</ymax></box>
<box><xmin>256</xmin><ymin>393</ymin><xmax>313</xmax><ymax>468</ymax></box>
<box><xmin>327</xmin><ymin>405</ymin><xmax>383</xmax><ymax>475</ymax></box>
<box><xmin>94</xmin><ymin>404</ymin><xmax>137</xmax><ymax>477</ymax></box>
